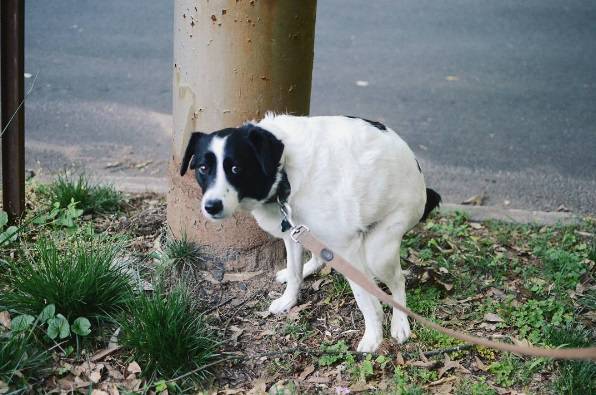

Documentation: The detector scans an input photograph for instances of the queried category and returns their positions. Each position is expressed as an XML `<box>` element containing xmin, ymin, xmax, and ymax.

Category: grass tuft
<box><xmin>39</xmin><ymin>173</ymin><xmax>122</xmax><ymax>214</ymax></box>
<box><xmin>0</xmin><ymin>331</ymin><xmax>49</xmax><ymax>390</ymax></box>
<box><xmin>118</xmin><ymin>286</ymin><xmax>218</xmax><ymax>386</ymax></box>
<box><xmin>547</xmin><ymin>323</ymin><xmax>596</xmax><ymax>394</ymax></box>
<box><xmin>160</xmin><ymin>233</ymin><xmax>207</xmax><ymax>274</ymax></box>
<box><xmin>0</xmin><ymin>236</ymin><xmax>134</xmax><ymax>320</ymax></box>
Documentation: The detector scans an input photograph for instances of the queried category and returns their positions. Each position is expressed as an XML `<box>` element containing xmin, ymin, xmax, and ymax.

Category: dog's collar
<box><xmin>265</xmin><ymin>169</ymin><xmax>292</xmax><ymax>232</ymax></box>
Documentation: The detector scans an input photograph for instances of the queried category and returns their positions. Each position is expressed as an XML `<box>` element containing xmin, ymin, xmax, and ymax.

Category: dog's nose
<box><xmin>204</xmin><ymin>199</ymin><xmax>223</xmax><ymax>215</ymax></box>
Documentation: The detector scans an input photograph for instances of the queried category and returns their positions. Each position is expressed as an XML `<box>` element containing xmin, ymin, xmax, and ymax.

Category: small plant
<box><xmin>0</xmin><ymin>211</ymin><xmax>18</xmax><ymax>246</ymax></box>
<box><xmin>318</xmin><ymin>340</ymin><xmax>354</xmax><ymax>367</ymax></box>
<box><xmin>547</xmin><ymin>323</ymin><xmax>596</xmax><ymax>394</ymax></box>
<box><xmin>11</xmin><ymin>304</ymin><xmax>92</xmax><ymax>357</ymax></box>
<box><xmin>0</xmin><ymin>330</ymin><xmax>49</xmax><ymax>390</ymax></box>
<box><xmin>38</xmin><ymin>173</ymin><xmax>122</xmax><ymax>214</ymax></box>
<box><xmin>327</xmin><ymin>273</ymin><xmax>352</xmax><ymax>300</ymax></box>
<box><xmin>118</xmin><ymin>287</ymin><xmax>218</xmax><ymax>386</ymax></box>
<box><xmin>455</xmin><ymin>377</ymin><xmax>497</xmax><ymax>395</ymax></box>
<box><xmin>0</xmin><ymin>237</ymin><xmax>134</xmax><ymax>320</ymax></box>
<box><xmin>32</xmin><ymin>199</ymin><xmax>84</xmax><ymax>229</ymax></box>
<box><xmin>488</xmin><ymin>353</ymin><xmax>521</xmax><ymax>387</ymax></box>
<box><xmin>159</xmin><ymin>233</ymin><xmax>207</xmax><ymax>274</ymax></box>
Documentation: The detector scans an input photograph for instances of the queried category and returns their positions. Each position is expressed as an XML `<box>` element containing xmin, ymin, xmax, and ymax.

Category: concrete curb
<box><xmin>441</xmin><ymin>203</ymin><xmax>582</xmax><ymax>226</ymax></box>
<box><xmin>106</xmin><ymin>177</ymin><xmax>584</xmax><ymax>226</ymax></box>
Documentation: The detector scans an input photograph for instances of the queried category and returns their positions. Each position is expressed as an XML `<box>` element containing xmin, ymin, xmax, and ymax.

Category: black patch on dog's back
<box><xmin>345</xmin><ymin>115</ymin><xmax>387</xmax><ymax>131</ymax></box>
<box><xmin>421</xmin><ymin>188</ymin><xmax>441</xmax><ymax>221</ymax></box>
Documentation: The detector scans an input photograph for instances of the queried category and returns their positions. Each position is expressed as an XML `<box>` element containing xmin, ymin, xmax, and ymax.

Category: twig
<box><xmin>203</xmin><ymin>296</ymin><xmax>236</xmax><ymax>315</ymax></box>
<box><xmin>163</xmin><ymin>356</ymin><xmax>234</xmax><ymax>384</ymax></box>
<box><xmin>408</xmin><ymin>344</ymin><xmax>473</xmax><ymax>359</ymax></box>
<box><xmin>0</xmin><ymin>72</ymin><xmax>38</xmax><ymax>139</ymax></box>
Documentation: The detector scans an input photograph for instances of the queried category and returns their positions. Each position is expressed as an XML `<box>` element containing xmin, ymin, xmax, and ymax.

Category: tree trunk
<box><xmin>167</xmin><ymin>0</ymin><xmax>317</xmax><ymax>271</ymax></box>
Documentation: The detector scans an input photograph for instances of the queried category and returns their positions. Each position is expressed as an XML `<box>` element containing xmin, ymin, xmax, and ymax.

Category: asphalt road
<box><xmin>8</xmin><ymin>0</ymin><xmax>596</xmax><ymax>213</ymax></box>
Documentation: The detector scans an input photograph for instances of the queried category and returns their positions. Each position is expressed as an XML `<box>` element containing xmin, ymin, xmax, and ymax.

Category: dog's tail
<box><xmin>421</xmin><ymin>188</ymin><xmax>442</xmax><ymax>221</ymax></box>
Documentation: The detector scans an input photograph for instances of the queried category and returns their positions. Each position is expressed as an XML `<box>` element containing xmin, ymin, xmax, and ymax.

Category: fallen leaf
<box><xmin>91</xmin><ymin>390</ymin><xmax>109</xmax><ymax>395</ymax></box>
<box><xmin>287</xmin><ymin>302</ymin><xmax>311</xmax><ymax>320</ymax></box>
<box><xmin>483</xmin><ymin>313</ymin><xmax>504</xmax><ymax>323</ymax></box>
<box><xmin>89</xmin><ymin>370</ymin><xmax>102</xmax><ymax>383</ymax></box>
<box><xmin>349</xmin><ymin>381</ymin><xmax>370</xmax><ymax>392</ymax></box>
<box><xmin>229</xmin><ymin>325</ymin><xmax>244</xmax><ymax>346</ymax></box>
<box><xmin>312</xmin><ymin>279</ymin><xmax>324</xmax><ymax>291</ymax></box>
<box><xmin>104</xmin><ymin>162</ymin><xmax>123</xmax><ymax>169</ymax></box>
<box><xmin>308</xmin><ymin>376</ymin><xmax>330</xmax><ymax>384</ymax></box>
<box><xmin>90</xmin><ymin>346</ymin><xmax>122</xmax><ymax>362</ymax></box>
<box><xmin>470</xmin><ymin>222</ymin><xmax>483</xmax><ymax>229</ymax></box>
<box><xmin>247</xmin><ymin>378</ymin><xmax>267</xmax><ymax>395</ymax></box>
<box><xmin>126</xmin><ymin>361</ymin><xmax>141</xmax><ymax>375</ymax></box>
<box><xmin>0</xmin><ymin>311</ymin><xmax>10</xmax><ymax>329</ymax></box>
<box><xmin>462</xmin><ymin>193</ymin><xmax>486</xmax><ymax>206</ymax></box>
<box><xmin>298</xmin><ymin>364</ymin><xmax>315</xmax><ymax>380</ymax></box>
<box><xmin>437</xmin><ymin>354</ymin><xmax>470</xmax><ymax>378</ymax></box>
<box><xmin>473</xmin><ymin>356</ymin><xmax>489</xmax><ymax>372</ymax></box>
<box><xmin>223</xmin><ymin>271</ymin><xmax>263</xmax><ymax>282</ymax></box>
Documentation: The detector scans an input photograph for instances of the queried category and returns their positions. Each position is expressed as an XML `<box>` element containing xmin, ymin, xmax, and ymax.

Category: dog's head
<box><xmin>179</xmin><ymin>125</ymin><xmax>284</xmax><ymax>220</ymax></box>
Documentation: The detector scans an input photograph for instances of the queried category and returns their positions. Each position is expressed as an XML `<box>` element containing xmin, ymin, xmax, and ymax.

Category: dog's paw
<box><xmin>357</xmin><ymin>332</ymin><xmax>383</xmax><ymax>353</ymax></box>
<box><xmin>391</xmin><ymin>313</ymin><xmax>411</xmax><ymax>344</ymax></box>
<box><xmin>275</xmin><ymin>269</ymin><xmax>288</xmax><ymax>283</ymax></box>
<box><xmin>268</xmin><ymin>295</ymin><xmax>297</xmax><ymax>314</ymax></box>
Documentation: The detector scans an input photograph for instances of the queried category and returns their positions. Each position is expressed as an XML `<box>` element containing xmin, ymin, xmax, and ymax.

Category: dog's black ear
<box><xmin>247</xmin><ymin>127</ymin><xmax>284</xmax><ymax>176</ymax></box>
<box><xmin>180</xmin><ymin>132</ymin><xmax>205</xmax><ymax>176</ymax></box>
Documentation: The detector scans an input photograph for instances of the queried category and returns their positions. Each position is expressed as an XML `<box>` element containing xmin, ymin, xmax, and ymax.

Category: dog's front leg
<box><xmin>269</xmin><ymin>236</ymin><xmax>303</xmax><ymax>314</ymax></box>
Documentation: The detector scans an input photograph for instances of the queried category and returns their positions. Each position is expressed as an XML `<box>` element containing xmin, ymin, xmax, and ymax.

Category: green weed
<box><xmin>38</xmin><ymin>173</ymin><xmax>122</xmax><ymax>214</ymax></box>
<box><xmin>118</xmin><ymin>286</ymin><xmax>218</xmax><ymax>386</ymax></box>
<box><xmin>455</xmin><ymin>377</ymin><xmax>496</xmax><ymax>395</ymax></box>
<box><xmin>159</xmin><ymin>233</ymin><xmax>207</xmax><ymax>274</ymax></box>
<box><xmin>0</xmin><ymin>330</ymin><xmax>49</xmax><ymax>390</ymax></box>
<box><xmin>0</xmin><ymin>236</ymin><xmax>134</xmax><ymax>321</ymax></box>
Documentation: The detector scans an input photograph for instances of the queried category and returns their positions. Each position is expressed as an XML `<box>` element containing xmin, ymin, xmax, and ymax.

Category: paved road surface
<box><xmin>9</xmin><ymin>0</ymin><xmax>596</xmax><ymax>213</ymax></box>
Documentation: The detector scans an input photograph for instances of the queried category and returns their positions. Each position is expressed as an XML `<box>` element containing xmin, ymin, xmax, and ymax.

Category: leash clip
<box><xmin>290</xmin><ymin>224</ymin><xmax>309</xmax><ymax>243</ymax></box>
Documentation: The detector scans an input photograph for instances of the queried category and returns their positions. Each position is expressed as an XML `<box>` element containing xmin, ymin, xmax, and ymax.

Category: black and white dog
<box><xmin>180</xmin><ymin>114</ymin><xmax>441</xmax><ymax>352</ymax></box>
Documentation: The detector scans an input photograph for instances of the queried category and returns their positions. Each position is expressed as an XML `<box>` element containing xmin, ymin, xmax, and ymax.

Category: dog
<box><xmin>180</xmin><ymin>113</ymin><xmax>441</xmax><ymax>352</ymax></box>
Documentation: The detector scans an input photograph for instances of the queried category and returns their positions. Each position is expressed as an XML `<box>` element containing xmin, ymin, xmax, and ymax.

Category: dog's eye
<box><xmin>231</xmin><ymin>165</ymin><xmax>241</xmax><ymax>175</ymax></box>
<box><xmin>198</xmin><ymin>165</ymin><xmax>208</xmax><ymax>175</ymax></box>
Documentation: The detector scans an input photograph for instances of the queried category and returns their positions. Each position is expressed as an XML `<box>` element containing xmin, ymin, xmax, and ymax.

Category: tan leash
<box><xmin>288</xmin><ymin>224</ymin><xmax>596</xmax><ymax>361</ymax></box>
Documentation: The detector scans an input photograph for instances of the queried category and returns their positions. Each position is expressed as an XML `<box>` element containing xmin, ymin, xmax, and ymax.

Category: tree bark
<box><xmin>167</xmin><ymin>0</ymin><xmax>317</xmax><ymax>271</ymax></box>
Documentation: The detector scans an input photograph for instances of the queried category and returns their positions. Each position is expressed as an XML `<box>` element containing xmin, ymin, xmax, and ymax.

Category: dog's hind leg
<box><xmin>363</xmin><ymin>216</ymin><xmax>411</xmax><ymax>344</ymax></box>
<box><xmin>340</xmin><ymin>241</ymin><xmax>384</xmax><ymax>352</ymax></box>
<box><xmin>276</xmin><ymin>256</ymin><xmax>325</xmax><ymax>283</ymax></box>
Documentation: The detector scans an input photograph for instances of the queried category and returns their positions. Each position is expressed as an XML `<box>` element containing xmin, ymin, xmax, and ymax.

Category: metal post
<box><xmin>168</xmin><ymin>0</ymin><xmax>317</xmax><ymax>270</ymax></box>
<box><xmin>1</xmin><ymin>0</ymin><xmax>26</xmax><ymax>223</ymax></box>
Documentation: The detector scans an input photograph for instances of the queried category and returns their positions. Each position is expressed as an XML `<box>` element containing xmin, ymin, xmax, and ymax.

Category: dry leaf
<box><xmin>298</xmin><ymin>364</ymin><xmax>315</xmax><ymax>380</ymax></box>
<box><xmin>312</xmin><ymin>279</ymin><xmax>324</xmax><ymax>291</ymax></box>
<box><xmin>462</xmin><ymin>193</ymin><xmax>486</xmax><ymax>206</ymax></box>
<box><xmin>474</xmin><ymin>356</ymin><xmax>489</xmax><ymax>372</ymax></box>
<box><xmin>470</xmin><ymin>222</ymin><xmax>483</xmax><ymax>229</ymax></box>
<box><xmin>126</xmin><ymin>361</ymin><xmax>141</xmax><ymax>375</ymax></box>
<box><xmin>483</xmin><ymin>313</ymin><xmax>504</xmax><ymax>323</ymax></box>
<box><xmin>0</xmin><ymin>312</ymin><xmax>10</xmax><ymax>329</ymax></box>
<box><xmin>307</xmin><ymin>376</ymin><xmax>330</xmax><ymax>384</ymax></box>
<box><xmin>437</xmin><ymin>354</ymin><xmax>470</xmax><ymax>378</ymax></box>
<box><xmin>287</xmin><ymin>302</ymin><xmax>311</xmax><ymax>320</ymax></box>
<box><xmin>89</xmin><ymin>370</ymin><xmax>102</xmax><ymax>383</ymax></box>
<box><xmin>229</xmin><ymin>325</ymin><xmax>244</xmax><ymax>346</ymax></box>
<box><xmin>223</xmin><ymin>271</ymin><xmax>263</xmax><ymax>282</ymax></box>
<box><xmin>90</xmin><ymin>346</ymin><xmax>121</xmax><ymax>362</ymax></box>
<box><xmin>91</xmin><ymin>390</ymin><xmax>109</xmax><ymax>395</ymax></box>
<box><xmin>247</xmin><ymin>378</ymin><xmax>267</xmax><ymax>395</ymax></box>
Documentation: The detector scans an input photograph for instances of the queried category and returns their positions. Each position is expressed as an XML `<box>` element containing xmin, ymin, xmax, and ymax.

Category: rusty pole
<box><xmin>1</xmin><ymin>0</ymin><xmax>26</xmax><ymax>223</ymax></box>
<box><xmin>168</xmin><ymin>1</ymin><xmax>317</xmax><ymax>271</ymax></box>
